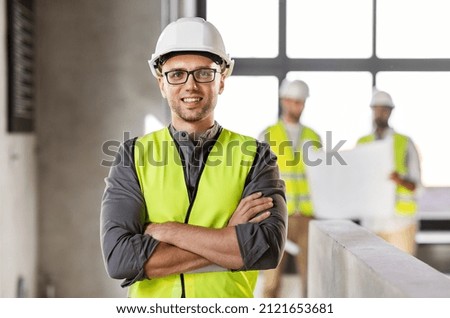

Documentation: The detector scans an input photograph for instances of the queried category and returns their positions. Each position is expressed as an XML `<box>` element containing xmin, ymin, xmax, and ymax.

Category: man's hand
<box><xmin>145</xmin><ymin>222</ymin><xmax>162</xmax><ymax>240</ymax></box>
<box><xmin>228</xmin><ymin>192</ymin><xmax>273</xmax><ymax>227</ymax></box>
<box><xmin>389</xmin><ymin>171</ymin><xmax>416</xmax><ymax>191</ymax></box>
<box><xmin>389</xmin><ymin>172</ymin><xmax>402</xmax><ymax>185</ymax></box>
<box><xmin>145</xmin><ymin>222</ymin><xmax>175</xmax><ymax>242</ymax></box>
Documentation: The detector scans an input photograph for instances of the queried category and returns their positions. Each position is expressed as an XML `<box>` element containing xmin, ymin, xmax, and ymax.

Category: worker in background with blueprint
<box><xmin>357</xmin><ymin>89</ymin><xmax>422</xmax><ymax>255</ymax></box>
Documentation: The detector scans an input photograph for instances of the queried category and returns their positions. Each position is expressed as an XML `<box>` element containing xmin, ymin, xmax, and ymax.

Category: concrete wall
<box><xmin>0</xmin><ymin>0</ymin><xmax>38</xmax><ymax>297</ymax></box>
<box><xmin>35</xmin><ymin>0</ymin><xmax>163</xmax><ymax>297</ymax></box>
<box><xmin>309</xmin><ymin>220</ymin><xmax>450</xmax><ymax>297</ymax></box>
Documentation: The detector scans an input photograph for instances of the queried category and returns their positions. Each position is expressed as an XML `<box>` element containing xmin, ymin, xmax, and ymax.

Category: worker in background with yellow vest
<box><xmin>357</xmin><ymin>88</ymin><xmax>422</xmax><ymax>255</ymax></box>
<box><xmin>259</xmin><ymin>78</ymin><xmax>322</xmax><ymax>298</ymax></box>
<box><xmin>100</xmin><ymin>17</ymin><xmax>287</xmax><ymax>298</ymax></box>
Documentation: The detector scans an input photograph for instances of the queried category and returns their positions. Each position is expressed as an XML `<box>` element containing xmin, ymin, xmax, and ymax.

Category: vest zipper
<box><xmin>180</xmin><ymin>274</ymin><xmax>186</xmax><ymax>298</ymax></box>
<box><xmin>170</xmin><ymin>131</ymin><xmax>219</xmax><ymax>222</ymax></box>
<box><xmin>170</xmin><ymin>130</ymin><xmax>220</xmax><ymax>297</ymax></box>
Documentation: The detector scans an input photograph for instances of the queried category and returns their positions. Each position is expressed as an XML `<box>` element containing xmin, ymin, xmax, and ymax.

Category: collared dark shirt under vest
<box><xmin>101</xmin><ymin>122</ymin><xmax>287</xmax><ymax>287</ymax></box>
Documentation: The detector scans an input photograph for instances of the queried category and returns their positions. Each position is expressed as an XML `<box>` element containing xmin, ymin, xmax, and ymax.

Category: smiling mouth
<box><xmin>182</xmin><ymin>97</ymin><xmax>202</xmax><ymax>103</ymax></box>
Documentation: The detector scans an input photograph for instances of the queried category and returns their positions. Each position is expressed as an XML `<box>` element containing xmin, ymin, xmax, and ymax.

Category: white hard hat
<box><xmin>279</xmin><ymin>79</ymin><xmax>309</xmax><ymax>101</ymax></box>
<box><xmin>370</xmin><ymin>89</ymin><xmax>395</xmax><ymax>108</ymax></box>
<box><xmin>148</xmin><ymin>17</ymin><xmax>234</xmax><ymax>78</ymax></box>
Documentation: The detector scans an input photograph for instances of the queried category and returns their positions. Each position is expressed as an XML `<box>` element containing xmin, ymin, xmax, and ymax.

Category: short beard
<box><xmin>374</xmin><ymin>118</ymin><xmax>389</xmax><ymax>129</ymax></box>
<box><xmin>172</xmin><ymin>103</ymin><xmax>214</xmax><ymax>123</ymax></box>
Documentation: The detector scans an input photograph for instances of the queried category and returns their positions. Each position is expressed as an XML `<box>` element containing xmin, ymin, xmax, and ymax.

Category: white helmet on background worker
<box><xmin>370</xmin><ymin>89</ymin><xmax>395</xmax><ymax>108</ymax></box>
<box><xmin>148</xmin><ymin>17</ymin><xmax>234</xmax><ymax>78</ymax></box>
<box><xmin>279</xmin><ymin>79</ymin><xmax>310</xmax><ymax>101</ymax></box>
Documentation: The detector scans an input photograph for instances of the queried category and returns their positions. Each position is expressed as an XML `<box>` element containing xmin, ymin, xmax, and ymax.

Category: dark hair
<box><xmin>157</xmin><ymin>51</ymin><xmax>226</xmax><ymax>73</ymax></box>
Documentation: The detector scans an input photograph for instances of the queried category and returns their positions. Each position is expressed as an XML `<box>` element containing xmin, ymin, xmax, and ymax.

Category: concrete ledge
<box><xmin>308</xmin><ymin>220</ymin><xmax>450</xmax><ymax>297</ymax></box>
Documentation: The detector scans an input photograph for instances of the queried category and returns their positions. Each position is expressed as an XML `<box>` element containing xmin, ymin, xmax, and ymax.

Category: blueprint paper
<box><xmin>305</xmin><ymin>138</ymin><xmax>396</xmax><ymax>219</ymax></box>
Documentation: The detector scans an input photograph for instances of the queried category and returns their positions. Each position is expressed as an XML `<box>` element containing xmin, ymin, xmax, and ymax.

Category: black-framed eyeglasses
<box><xmin>164</xmin><ymin>68</ymin><xmax>219</xmax><ymax>85</ymax></box>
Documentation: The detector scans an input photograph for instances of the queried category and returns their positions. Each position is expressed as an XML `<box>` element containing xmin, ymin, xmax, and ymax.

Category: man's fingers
<box><xmin>231</xmin><ymin>193</ymin><xmax>273</xmax><ymax>225</ymax></box>
<box><xmin>245</xmin><ymin>200</ymin><xmax>273</xmax><ymax>217</ymax></box>
<box><xmin>249</xmin><ymin>211</ymin><xmax>271</xmax><ymax>223</ymax></box>
<box><xmin>239</xmin><ymin>196</ymin><xmax>273</xmax><ymax>215</ymax></box>
<box><xmin>235</xmin><ymin>192</ymin><xmax>263</xmax><ymax>211</ymax></box>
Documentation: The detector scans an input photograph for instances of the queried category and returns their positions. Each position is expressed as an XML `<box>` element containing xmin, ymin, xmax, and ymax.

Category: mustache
<box><xmin>374</xmin><ymin>118</ymin><xmax>389</xmax><ymax>128</ymax></box>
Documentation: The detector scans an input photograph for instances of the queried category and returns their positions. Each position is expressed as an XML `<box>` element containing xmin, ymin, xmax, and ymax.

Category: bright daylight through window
<box><xmin>206</xmin><ymin>0</ymin><xmax>449</xmax><ymax>187</ymax></box>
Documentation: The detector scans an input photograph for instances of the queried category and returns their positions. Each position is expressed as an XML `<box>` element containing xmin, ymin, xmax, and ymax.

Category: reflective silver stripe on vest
<box><xmin>396</xmin><ymin>194</ymin><xmax>416</xmax><ymax>202</ymax></box>
<box><xmin>286</xmin><ymin>194</ymin><xmax>311</xmax><ymax>201</ymax></box>
<box><xmin>280</xmin><ymin>172</ymin><xmax>307</xmax><ymax>180</ymax></box>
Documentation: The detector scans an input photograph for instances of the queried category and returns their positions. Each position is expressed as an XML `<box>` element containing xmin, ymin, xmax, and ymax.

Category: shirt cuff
<box><xmin>235</xmin><ymin>223</ymin><xmax>270</xmax><ymax>270</ymax></box>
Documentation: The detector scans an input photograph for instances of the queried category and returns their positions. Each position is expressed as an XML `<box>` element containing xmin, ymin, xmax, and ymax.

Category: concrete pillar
<box><xmin>35</xmin><ymin>0</ymin><xmax>163</xmax><ymax>297</ymax></box>
<box><xmin>309</xmin><ymin>220</ymin><xmax>450</xmax><ymax>297</ymax></box>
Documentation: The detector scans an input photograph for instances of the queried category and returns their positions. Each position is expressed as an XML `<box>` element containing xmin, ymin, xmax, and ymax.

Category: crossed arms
<box><xmin>144</xmin><ymin>192</ymin><xmax>273</xmax><ymax>278</ymax></box>
<box><xmin>100</xmin><ymin>139</ymin><xmax>287</xmax><ymax>286</ymax></box>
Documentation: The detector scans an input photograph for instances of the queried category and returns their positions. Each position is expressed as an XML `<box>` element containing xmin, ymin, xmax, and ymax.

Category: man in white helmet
<box><xmin>357</xmin><ymin>88</ymin><xmax>422</xmax><ymax>255</ymax></box>
<box><xmin>100</xmin><ymin>17</ymin><xmax>287</xmax><ymax>298</ymax></box>
<box><xmin>259</xmin><ymin>78</ymin><xmax>322</xmax><ymax>298</ymax></box>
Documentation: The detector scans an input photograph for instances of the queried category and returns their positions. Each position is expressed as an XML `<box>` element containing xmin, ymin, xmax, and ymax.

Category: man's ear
<box><xmin>157</xmin><ymin>76</ymin><xmax>167</xmax><ymax>99</ymax></box>
<box><xmin>218</xmin><ymin>74</ymin><xmax>225</xmax><ymax>95</ymax></box>
<box><xmin>299</xmin><ymin>101</ymin><xmax>305</xmax><ymax>112</ymax></box>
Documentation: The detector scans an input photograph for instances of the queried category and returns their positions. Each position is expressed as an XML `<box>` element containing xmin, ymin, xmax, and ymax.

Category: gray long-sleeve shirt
<box><xmin>100</xmin><ymin>122</ymin><xmax>287</xmax><ymax>287</ymax></box>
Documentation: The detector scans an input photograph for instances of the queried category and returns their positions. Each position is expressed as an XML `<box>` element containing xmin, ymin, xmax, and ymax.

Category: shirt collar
<box><xmin>373</xmin><ymin>127</ymin><xmax>395</xmax><ymax>139</ymax></box>
<box><xmin>169</xmin><ymin>121</ymin><xmax>221</xmax><ymax>146</ymax></box>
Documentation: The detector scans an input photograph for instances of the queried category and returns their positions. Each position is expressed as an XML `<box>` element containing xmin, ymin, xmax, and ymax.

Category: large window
<box><xmin>206</xmin><ymin>0</ymin><xmax>450</xmax><ymax>188</ymax></box>
<box><xmin>377</xmin><ymin>0</ymin><xmax>450</xmax><ymax>58</ymax></box>
<box><xmin>287</xmin><ymin>0</ymin><xmax>372</xmax><ymax>58</ymax></box>
<box><xmin>214</xmin><ymin>76</ymin><xmax>279</xmax><ymax>139</ymax></box>
<box><xmin>207</xmin><ymin>0</ymin><xmax>278</xmax><ymax>58</ymax></box>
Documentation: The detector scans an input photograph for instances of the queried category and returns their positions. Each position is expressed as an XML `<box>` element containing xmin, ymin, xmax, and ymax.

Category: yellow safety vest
<box><xmin>130</xmin><ymin>127</ymin><xmax>258</xmax><ymax>297</ymax></box>
<box><xmin>357</xmin><ymin>133</ymin><xmax>417</xmax><ymax>216</ymax></box>
<box><xmin>265</xmin><ymin>121</ymin><xmax>321</xmax><ymax>217</ymax></box>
